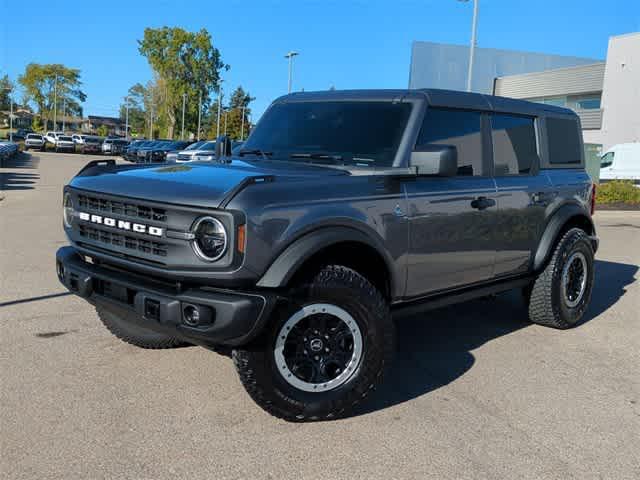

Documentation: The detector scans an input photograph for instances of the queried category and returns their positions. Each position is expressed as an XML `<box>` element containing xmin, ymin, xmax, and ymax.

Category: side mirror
<box><xmin>215</xmin><ymin>135</ymin><xmax>233</xmax><ymax>160</ymax></box>
<box><xmin>410</xmin><ymin>145</ymin><xmax>457</xmax><ymax>176</ymax></box>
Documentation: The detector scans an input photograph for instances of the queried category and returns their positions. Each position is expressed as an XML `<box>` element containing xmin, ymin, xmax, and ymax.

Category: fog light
<box><xmin>182</xmin><ymin>303</ymin><xmax>213</xmax><ymax>327</ymax></box>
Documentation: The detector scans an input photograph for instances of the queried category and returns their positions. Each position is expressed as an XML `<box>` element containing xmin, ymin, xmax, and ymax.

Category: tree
<box><xmin>18</xmin><ymin>63</ymin><xmax>86</xmax><ymax>130</ymax></box>
<box><xmin>138</xmin><ymin>27</ymin><xmax>227</xmax><ymax>139</ymax></box>
<box><xmin>119</xmin><ymin>82</ymin><xmax>150</xmax><ymax>136</ymax></box>
<box><xmin>0</xmin><ymin>74</ymin><xmax>13</xmax><ymax>111</ymax></box>
<box><xmin>207</xmin><ymin>86</ymin><xmax>255</xmax><ymax>140</ymax></box>
<box><xmin>96</xmin><ymin>125</ymin><xmax>108</xmax><ymax>137</ymax></box>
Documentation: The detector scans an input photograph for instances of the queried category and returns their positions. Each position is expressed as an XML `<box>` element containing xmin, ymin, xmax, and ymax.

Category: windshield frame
<box><xmin>242</xmin><ymin>97</ymin><xmax>422</xmax><ymax>169</ymax></box>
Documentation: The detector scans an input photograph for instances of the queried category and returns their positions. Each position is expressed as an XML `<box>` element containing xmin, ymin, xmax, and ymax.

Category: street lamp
<box><xmin>284</xmin><ymin>51</ymin><xmax>299</xmax><ymax>93</ymax></box>
<box><xmin>458</xmin><ymin>0</ymin><xmax>479</xmax><ymax>92</ymax></box>
<box><xmin>124</xmin><ymin>96</ymin><xmax>130</xmax><ymax>140</ymax></box>
<box><xmin>181</xmin><ymin>92</ymin><xmax>187</xmax><ymax>140</ymax></box>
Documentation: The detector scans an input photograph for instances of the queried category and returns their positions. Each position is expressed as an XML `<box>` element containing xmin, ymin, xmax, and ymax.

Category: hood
<box><xmin>69</xmin><ymin>158</ymin><xmax>348</xmax><ymax>208</ymax></box>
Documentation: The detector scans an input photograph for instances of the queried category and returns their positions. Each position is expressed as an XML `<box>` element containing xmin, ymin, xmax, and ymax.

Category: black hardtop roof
<box><xmin>276</xmin><ymin>88</ymin><xmax>575</xmax><ymax>118</ymax></box>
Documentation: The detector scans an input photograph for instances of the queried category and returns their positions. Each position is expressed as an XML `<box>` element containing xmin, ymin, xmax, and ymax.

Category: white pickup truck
<box><xmin>600</xmin><ymin>143</ymin><xmax>640</xmax><ymax>184</ymax></box>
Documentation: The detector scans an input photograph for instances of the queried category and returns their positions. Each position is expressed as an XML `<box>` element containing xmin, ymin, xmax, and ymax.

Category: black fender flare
<box><xmin>532</xmin><ymin>203</ymin><xmax>595</xmax><ymax>271</ymax></box>
<box><xmin>256</xmin><ymin>226</ymin><xmax>399</xmax><ymax>295</ymax></box>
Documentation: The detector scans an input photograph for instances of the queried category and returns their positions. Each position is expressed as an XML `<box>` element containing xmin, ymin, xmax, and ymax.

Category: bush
<box><xmin>596</xmin><ymin>180</ymin><xmax>640</xmax><ymax>205</ymax></box>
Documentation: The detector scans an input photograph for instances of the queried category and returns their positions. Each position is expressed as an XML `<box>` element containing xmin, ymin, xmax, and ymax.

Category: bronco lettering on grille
<box><xmin>78</xmin><ymin>212</ymin><xmax>163</xmax><ymax>237</ymax></box>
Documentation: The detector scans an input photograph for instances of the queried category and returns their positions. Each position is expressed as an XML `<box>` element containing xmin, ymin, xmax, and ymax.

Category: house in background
<box><xmin>83</xmin><ymin>115</ymin><xmax>127</xmax><ymax>136</ymax></box>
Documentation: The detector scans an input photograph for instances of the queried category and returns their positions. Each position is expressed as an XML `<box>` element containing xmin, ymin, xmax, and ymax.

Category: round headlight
<box><xmin>192</xmin><ymin>216</ymin><xmax>228</xmax><ymax>261</ymax></box>
<box><xmin>63</xmin><ymin>192</ymin><xmax>74</xmax><ymax>228</ymax></box>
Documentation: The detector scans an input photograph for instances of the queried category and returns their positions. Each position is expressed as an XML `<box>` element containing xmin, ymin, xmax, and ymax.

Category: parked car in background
<box><xmin>101</xmin><ymin>138</ymin><xmax>116</xmax><ymax>154</ymax></box>
<box><xmin>0</xmin><ymin>141</ymin><xmax>19</xmax><ymax>160</ymax></box>
<box><xmin>166</xmin><ymin>140</ymin><xmax>207</xmax><ymax>162</ymax></box>
<box><xmin>600</xmin><ymin>143</ymin><xmax>640</xmax><ymax>183</ymax></box>
<box><xmin>79</xmin><ymin>136</ymin><xmax>103</xmax><ymax>154</ymax></box>
<box><xmin>109</xmin><ymin>139</ymin><xmax>130</xmax><ymax>156</ymax></box>
<box><xmin>11</xmin><ymin>129</ymin><xmax>34</xmax><ymax>141</ymax></box>
<box><xmin>140</xmin><ymin>140</ymin><xmax>192</xmax><ymax>163</ymax></box>
<box><xmin>175</xmin><ymin>140</ymin><xmax>217</xmax><ymax>162</ymax></box>
<box><xmin>44</xmin><ymin>131</ymin><xmax>65</xmax><ymax>146</ymax></box>
<box><xmin>72</xmin><ymin>134</ymin><xmax>87</xmax><ymax>145</ymax></box>
<box><xmin>24</xmin><ymin>133</ymin><xmax>46</xmax><ymax>151</ymax></box>
<box><xmin>55</xmin><ymin>135</ymin><xmax>76</xmax><ymax>153</ymax></box>
<box><xmin>123</xmin><ymin>140</ymin><xmax>153</xmax><ymax>162</ymax></box>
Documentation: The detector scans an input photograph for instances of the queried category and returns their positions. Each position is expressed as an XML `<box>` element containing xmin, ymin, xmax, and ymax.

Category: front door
<box><xmin>404</xmin><ymin>107</ymin><xmax>497</xmax><ymax>298</ymax></box>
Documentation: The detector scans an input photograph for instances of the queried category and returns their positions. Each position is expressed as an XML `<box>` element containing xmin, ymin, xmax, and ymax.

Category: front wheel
<box><xmin>233</xmin><ymin>265</ymin><xmax>395</xmax><ymax>421</ymax></box>
<box><xmin>526</xmin><ymin>228</ymin><xmax>595</xmax><ymax>329</ymax></box>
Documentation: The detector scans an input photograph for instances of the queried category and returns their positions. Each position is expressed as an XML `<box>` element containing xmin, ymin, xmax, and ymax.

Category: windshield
<box><xmin>27</xmin><ymin>134</ymin><xmax>42</xmax><ymax>139</ymax></box>
<box><xmin>241</xmin><ymin>101</ymin><xmax>412</xmax><ymax>167</ymax></box>
<box><xmin>185</xmin><ymin>141</ymin><xmax>206</xmax><ymax>150</ymax></box>
<box><xmin>59</xmin><ymin>136</ymin><xmax>72</xmax><ymax>141</ymax></box>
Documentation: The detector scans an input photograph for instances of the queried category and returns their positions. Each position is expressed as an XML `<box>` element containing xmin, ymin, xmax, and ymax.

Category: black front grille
<box><xmin>79</xmin><ymin>224</ymin><xmax>168</xmax><ymax>257</ymax></box>
<box><xmin>77</xmin><ymin>194</ymin><xmax>167</xmax><ymax>222</ymax></box>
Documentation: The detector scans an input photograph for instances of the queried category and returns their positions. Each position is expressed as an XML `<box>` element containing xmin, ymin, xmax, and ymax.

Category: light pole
<box><xmin>197</xmin><ymin>92</ymin><xmax>202</xmax><ymax>141</ymax></box>
<box><xmin>224</xmin><ymin>109</ymin><xmax>228</xmax><ymax>135</ymax></box>
<box><xmin>62</xmin><ymin>98</ymin><xmax>66</xmax><ymax>132</ymax></box>
<box><xmin>53</xmin><ymin>74</ymin><xmax>58</xmax><ymax>130</ymax></box>
<box><xmin>149</xmin><ymin>103</ymin><xmax>154</xmax><ymax>139</ymax></box>
<box><xmin>181</xmin><ymin>92</ymin><xmax>187</xmax><ymax>140</ymax></box>
<box><xmin>284</xmin><ymin>51</ymin><xmax>299</xmax><ymax>93</ymax></box>
<box><xmin>124</xmin><ymin>96</ymin><xmax>130</xmax><ymax>140</ymax></box>
<box><xmin>216</xmin><ymin>86</ymin><xmax>222</xmax><ymax>137</ymax></box>
<box><xmin>3</xmin><ymin>87</ymin><xmax>13</xmax><ymax>142</ymax></box>
<box><xmin>459</xmin><ymin>0</ymin><xmax>479</xmax><ymax>92</ymax></box>
<box><xmin>240</xmin><ymin>105</ymin><xmax>246</xmax><ymax>140</ymax></box>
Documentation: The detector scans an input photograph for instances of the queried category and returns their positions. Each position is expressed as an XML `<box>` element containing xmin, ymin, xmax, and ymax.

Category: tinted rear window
<box><xmin>491</xmin><ymin>114</ymin><xmax>538</xmax><ymax>175</ymax></box>
<box><xmin>547</xmin><ymin>117</ymin><xmax>582</xmax><ymax>164</ymax></box>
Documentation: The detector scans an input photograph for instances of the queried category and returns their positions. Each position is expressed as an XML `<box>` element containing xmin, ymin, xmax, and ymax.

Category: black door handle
<box><xmin>471</xmin><ymin>196</ymin><xmax>495</xmax><ymax>210</ymax></box>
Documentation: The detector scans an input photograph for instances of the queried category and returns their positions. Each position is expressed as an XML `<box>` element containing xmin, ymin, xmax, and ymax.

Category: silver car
<box><xmin>174</xmin><ymin>140</ymin><xmax>217</xmax><ymax>162</ymax></box>
<box><xmin>55</xmin><ymin>135</ymin><xmax>76</xmax><ymax>153</ymax></box>
<box><xmin>24</xmin><ymin>133</ymin><xmax>45</xmax><ymax>151</ymax></box>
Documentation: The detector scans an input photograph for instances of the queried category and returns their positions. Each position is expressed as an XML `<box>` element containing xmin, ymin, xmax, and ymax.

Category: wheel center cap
<box><xmin>309</xmin><ymin>338</ymin><xmax>324</xmax><ymax>352</ymax></box>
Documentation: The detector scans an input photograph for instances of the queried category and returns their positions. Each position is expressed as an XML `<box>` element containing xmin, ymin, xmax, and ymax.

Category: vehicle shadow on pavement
<box><xmin>0</xmin><ymin>153</ymin><xmax>40</xmax><ymax>192</ymax></box>
<box><xmin>354</xmin><ymin>259</ymin><xmax>637</xmax><ymax>417</ymax></box>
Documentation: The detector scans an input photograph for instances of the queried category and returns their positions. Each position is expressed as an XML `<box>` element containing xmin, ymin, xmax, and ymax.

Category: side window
<box><xmin>490</xmin><ymin>114</ymin><xmax>538</xmax><ymax>175</ymax></box>
<box><xmin>600</xmin><ymin>152</ymin><xmax>614</xmax><ymax>168</ymax></box>
<box><xmin>547</xmin><ymin>117</ymin><xmax>582</xmax><ymax>164</ymax></box>
<box><xmin>416</xmin><ymin>108</ymin><xmax>483</xmax><ymax>176</ymax></box>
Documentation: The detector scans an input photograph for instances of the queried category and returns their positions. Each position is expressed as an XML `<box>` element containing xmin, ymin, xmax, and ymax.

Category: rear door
<box><xmin>490</xmin><ymin>113</ymin><xmax>552</xmax><ymax>276</ymax></box>
<box><xmin>403</xmin><ymin>107</ymin><xmax>498</xmax><ymax>297</ymax></box>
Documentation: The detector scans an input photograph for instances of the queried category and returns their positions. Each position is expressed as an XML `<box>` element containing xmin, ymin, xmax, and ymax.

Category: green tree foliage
<box><xmin>138</xmin><ymin>27</ymin><xmax>227</xmax><ymax>139</ymax></box>
<box><xmin>96</xmin><ymin>125</ymin><xmax>108</xmax><ymax>137</ymax></box>
<box><xmin>207</xmin><ymin>86</ymin><xmax>255</xmax><ymax>140</ymax></box>
<box><xmin>0</xmin><ymin>74</ymin><xmax>13</xmax><ymax>111</ymax></box>
<box><xmin>31</xmin><ymin>115</ymin><xmax>43</xmax><ymax>132</ymax></box>
<box><xmin>18</xmin><ymin>64</ymin><xmax>86</xmax><ymax>130</ymax></box>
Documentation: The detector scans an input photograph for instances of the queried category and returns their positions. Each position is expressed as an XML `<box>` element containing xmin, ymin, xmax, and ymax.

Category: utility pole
<box><xmin>197</xmin><ymin>92</ymin><xmax>202</xmax><ymax>141</ymax></box>
<box><xmin>181</xmin><ymin>92</ymin><xmax>187</xmax><ymax>140</ymax></box>
<box><xmin>224</xmin><ymin>110</ymin><xmax>228</xmax><ymax>135</ymax></box>
<box><xmin>149</xmin><ymin>104</ymin><xmax>154</xmax><ymax>139</ymax></box>
<box><xmin>9</xmin><ymin>90</ymin><xmax>13</xmax><ymax>142</ymax></box>
<box><xmin>62</xmin><ymin>98</ymin><xmax>66</xmax><ymax>131</ymax></box>
<box><xmin>240</xmin><ymin>105</ymin><xmax>246</xmax><ymax>140</ymax></box>
<box><xmin>53</xmin><ymin>74</ymin><xmax>58</xmax><ymax>130</ymax></box>
<box><xmin>216</xmin><ymin>87</ymin><xmax>222</xmax><ymax>137</ymax></box>
<box><xmin>284</xmin><ymin>51</ymin><xmax>299</xmax><ymax>93</ymax></box>
<box><xmin>459</xmin><ymin>0</ymin><xmax>479</xmax><ymax>92</ymax></box>
<box><xmin>125</xmin><ymin>96</ymin><xmax>130</xmax><ymax>140</ymax></box>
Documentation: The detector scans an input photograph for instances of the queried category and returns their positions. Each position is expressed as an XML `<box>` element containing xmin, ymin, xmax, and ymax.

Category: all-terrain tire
<box><xmin>527</xmin><ymin>228</ymin><xmax>595</xmax><ymax>329</ymax></box>
<box><xmin>96</xmin><ymin>306</ymin><xmax>186</xmax><ymax>349</ymax></box>
<box><xmin>233</xmin><ymin>265</ymin><xmax>395</xmax><ymax>422</ymax></box>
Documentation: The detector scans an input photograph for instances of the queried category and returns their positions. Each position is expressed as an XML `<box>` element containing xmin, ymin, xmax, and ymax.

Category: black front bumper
<box><xmin>56</xmin><ymin>246</ymin><xmax>277</xmax><ymax>347</ymax></box>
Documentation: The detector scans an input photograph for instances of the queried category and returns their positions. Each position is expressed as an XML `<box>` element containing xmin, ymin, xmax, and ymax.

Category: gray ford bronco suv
<box><xmin>56</xmin><ymin>89</ymin><xmax>598</xmax><ymax>421</ymax></box>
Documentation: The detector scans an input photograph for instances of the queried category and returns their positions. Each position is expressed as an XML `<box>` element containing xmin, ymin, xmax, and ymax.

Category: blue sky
<box><xmin>1</xmin><ymin>0</ymin><xmax>638</xmax><ymax>120</ymax></box>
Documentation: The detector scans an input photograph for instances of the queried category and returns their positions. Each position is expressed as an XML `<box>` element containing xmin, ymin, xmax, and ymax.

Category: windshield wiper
<box><xmin>238</xmin><ymin>148</ymin><xmax>273</xmax><ymax>160</ymax></box>
<box><xmin>289</xmin><ymin>153</ymin><xmax>344</xmax><ymax>164</ymax></box>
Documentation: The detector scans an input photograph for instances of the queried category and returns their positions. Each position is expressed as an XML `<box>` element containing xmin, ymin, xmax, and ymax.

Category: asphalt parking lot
<box><xmin>1</xmin><ymin>152</ymin><xmax>639</xmax><ymax>480</ymax></box>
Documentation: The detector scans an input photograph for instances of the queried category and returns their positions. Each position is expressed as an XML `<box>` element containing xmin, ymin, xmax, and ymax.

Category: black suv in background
<box><xmin>56</xmin><ymin>89</ymin><xmax>598</xmax><ymax>421</ymax></box>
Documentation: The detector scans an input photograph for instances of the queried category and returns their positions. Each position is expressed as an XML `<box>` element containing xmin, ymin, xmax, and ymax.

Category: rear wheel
<box><xmin>96</xmin><ymin>306</ymin><xmax>186</xmax><ymax>349</ymax></box>
<box><xmin>526</xmin><ymin>228</ymin><xmax>594</xmax><ymax>329</ymax></box>
<box><xmin>233</xmin><ymin>265</ymin><xmax>395</xmax><ymax>421</ymax></box>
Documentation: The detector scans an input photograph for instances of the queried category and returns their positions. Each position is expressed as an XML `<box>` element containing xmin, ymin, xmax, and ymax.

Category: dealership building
<box><xmin>409</xmin><ymin>32</ymin><xmax>640</xmax><ymax>153</ymax></box>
